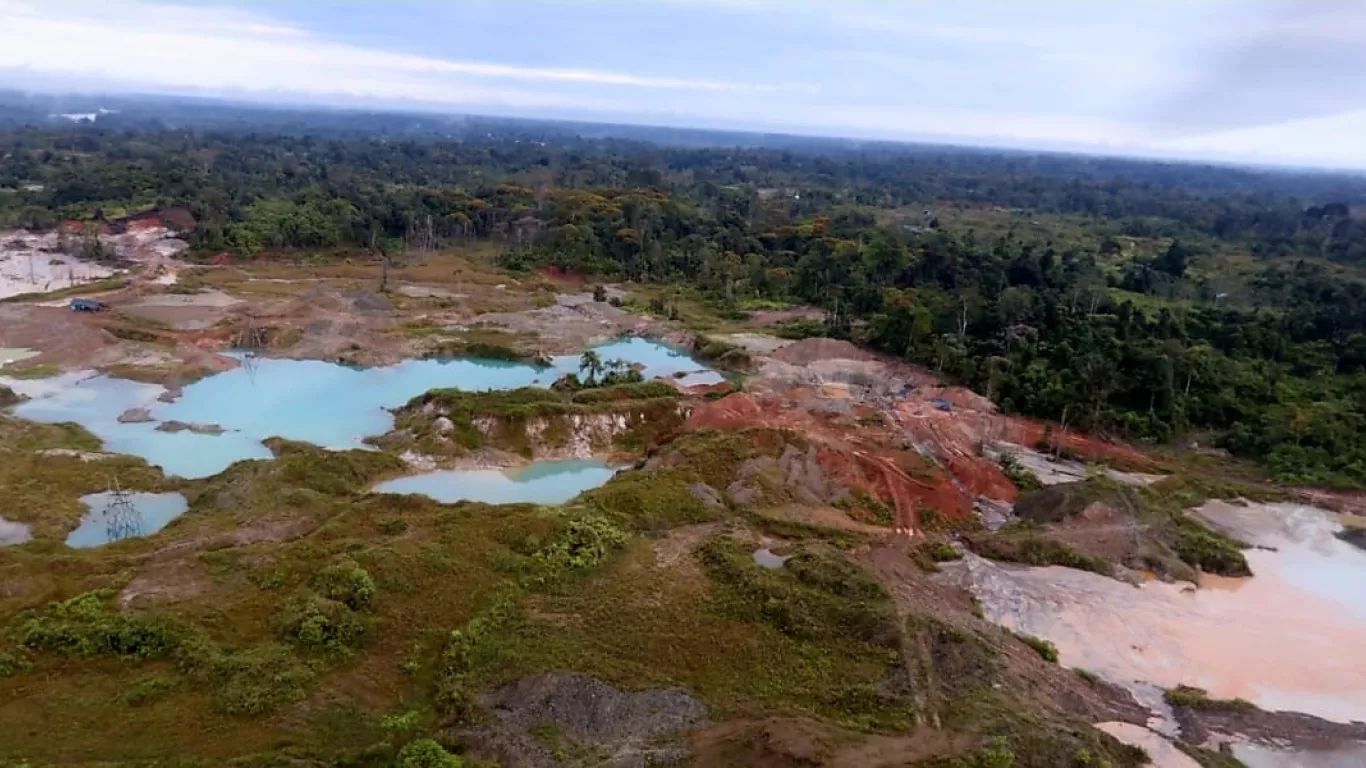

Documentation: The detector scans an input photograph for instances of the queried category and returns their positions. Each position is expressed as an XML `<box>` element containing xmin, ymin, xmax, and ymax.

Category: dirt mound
<box><xmin>676</xmin><ymin>396</ymin><xmax>976</xmax><ymax>531</ymax></box>
<box><xmin>464</xmin><ymin>672</ymin><xmax>707</xmax><ymax>768</ymax></box>
<box><xmin>682</xmin><ymin>393</ymin><xmax>766</xmax><ymax>431</ymax></box>
<box><xmin>770</xmin><ymin>338</ymin><xmax>873</xmax><ymax>365</ymax></box>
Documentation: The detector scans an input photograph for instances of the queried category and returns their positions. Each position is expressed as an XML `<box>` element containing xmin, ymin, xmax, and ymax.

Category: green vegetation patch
<box><xmin>966</xmin><ymin>534</ymin><xmax>1115</xmax><ymax>577</ymax></box>
<box><xmin>385</xmin><ymin>383</ymin><xmax>683</xmax><ymax>459</ymax></box>
<box><xmin>691</xmin><ymin>334</ymin><xmax>753</xmax><ymax>371</ymax></box>
<box><xmin>13</xmin><ymin>589</ymin><xmax>318</xmax><ymax>716</ymax></box>
<box><xmin>697</xmin><ymin>536</ymin><xmax>898</xmax><ymax>650</ymax></box>
<box><xmin>1164</xmin><ymin>685</ymin><xmax>1254</xmax><ymax>713</ymax></box>
<box><xmin>1011</xmin><ymin>632</ymin><xmax>1060</xmax><ymax>664</ymax></box>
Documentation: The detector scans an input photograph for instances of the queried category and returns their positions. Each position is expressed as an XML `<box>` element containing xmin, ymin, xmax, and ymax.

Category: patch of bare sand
<box><xmin>652</xmin><ymin>522</ymin><xmax>723</xmax><ymax>576</ymax></box>
<box><xmin>770</xmin><ymin>338</ymin><xmax>872</xmax><ymax>365</ymax></box>
<box><xmin>118</xmin><ymin>559</ymin><xmax>207</xmax><ymax>608</ymax></box>
<box><xmin>1096</xmin><ymin>722</ymin><xmax>1201</xmax><ymax>768</ymax></box>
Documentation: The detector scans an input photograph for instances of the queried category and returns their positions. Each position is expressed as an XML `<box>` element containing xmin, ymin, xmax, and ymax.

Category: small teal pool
<box><xmin>66</xmin><ymin>491</ymin><xmax>190</xmax><ymax>548</ymax></box>
<box><xmin>373</xmin><ymin>459</ymin><xmax>618</xmax><ymax>505</ymax></box>
<box><xmin>2</xmin><ymin>338</ymin><xmax>718</xmax><ymax>479</ymax></box>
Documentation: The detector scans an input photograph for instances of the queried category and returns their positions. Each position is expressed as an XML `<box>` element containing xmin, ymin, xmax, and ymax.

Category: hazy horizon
<box><xmin>2</xmin><ymin>0</ymin><xmax>1364</xmax><ymax>171</ymax></box>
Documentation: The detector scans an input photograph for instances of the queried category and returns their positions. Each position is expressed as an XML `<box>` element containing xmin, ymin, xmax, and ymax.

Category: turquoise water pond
<box><xmin>373</xmin><ymin>459</ymin><xmax>618</xmax><ymax>505</ymax></box>
<box><xmin>66</xmin><ymin>491</ymin><xmax>190</xmax><ymax>548</ymax></box>
<box><xmin>1</xmin><ymin>338</ymin><xmax>717</xmax><ymax>479</ymax></box>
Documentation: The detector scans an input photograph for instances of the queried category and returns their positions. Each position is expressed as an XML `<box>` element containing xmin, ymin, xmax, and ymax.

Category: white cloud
<box><xmin>0</xmin><ymin>0</ymin><xmax>780</xmax><ymax>109</ymax></box>
<box><xmin>1155</xmin><ymin>109</ymin><xmax>1366</xmax><ymax>170</ymax></box>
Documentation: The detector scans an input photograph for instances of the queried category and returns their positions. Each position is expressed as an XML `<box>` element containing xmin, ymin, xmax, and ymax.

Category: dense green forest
<box><xmin>3</xmin><ymin>97</ymin><xmax>1366</xmax><ymax>484</ymax></box>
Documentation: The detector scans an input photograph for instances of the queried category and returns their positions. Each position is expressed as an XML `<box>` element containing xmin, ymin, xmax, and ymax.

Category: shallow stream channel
<box><xmin>1</xmin><ymin>338</ymin><xmax>717</xmax><ymax>510</ymax></box>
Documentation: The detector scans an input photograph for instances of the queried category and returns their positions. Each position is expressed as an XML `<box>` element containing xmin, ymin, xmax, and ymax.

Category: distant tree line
<box><xmin>2</xmin><ymin>109</ymin><xmax>1366</xmax><ymax>483</ymax></box>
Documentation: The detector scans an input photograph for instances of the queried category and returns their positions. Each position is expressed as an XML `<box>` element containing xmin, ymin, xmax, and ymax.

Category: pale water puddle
<box><xmin>0</xmin><ymin>347</ymin><xmax>37</xmax><ymax>368</ymax></box>
<box><xmin>1</xmin><ymin>339</ymin><xmax>718</xmax><ymax>479</ymax></box>
<box><xmin>1233</xmin><ymin>742</ymin><xmax>1366</xmax><ymax>768</ymax></box>
<box><xmin>752</xmin><ymin>548</ymin><xmax>790</xmax><ymax>569</ymax></box>
<box><xmin>956</xmin><ymin>502</ymin><xmax>1366</xmax><ymax>725</ymax></box>
<box><xmin>373</xmin><ymin>459</ymin><xmax>617</xmax><ymax>505</ymax></box>
<box><xmin>0</xmin><ymin>515</ymin><xmax>32</xmax><ymax>546</ymax></box>
<box><xmin>66</xmin><ymin>491</ymin><xmax>189</xmax><ymax>548</ymax></box>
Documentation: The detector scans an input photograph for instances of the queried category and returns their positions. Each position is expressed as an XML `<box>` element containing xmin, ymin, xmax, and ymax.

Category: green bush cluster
<box><xmin>395</xmin><ymin>739</ymin><xmax>464</xmax><ymax>768</ymax></box>
<box><xmin>19</xmin><ymin>590</ymin><xmax>180</xmax><ymax>660</ymax></box>
<box><xmin>998</xmin><ymin>453</ymin><xmax>1044</xmax><ymax>492</ymax></box>
<box><xmin>968</xmin><ymin>535</ymin><xmax>1113</xmax><ymax>577</ymax></box>
<box><xmin>1171</xmin><ymin>518</ymin><xmax>1251</xmax><ymax>577</ymax></box>
<box><xmin>0</xmin><ymin>651</ymin><xmax>28</xmax><ymax>677</ymax></box>
<box><xmin>274</xmin><ymin>595</ymin><xmax>367</xmax><ymax>658</ymax></box>
<box><xmin>434</xmin><ymin>592</ymin><xmax>519</xmax><ymax>720</ymax></box>
<box><xmin>691</xmin><ymin>335</ymin><xmax>752</xmax><ymax>371</ymax></box>
<box><xmin>1012</xmin><ymin>632</ymin><xmax>1060</xmax><ymax>663</ymax></box>
<box><xmin>312</xmin><ymin>559</ymin><xmax>378</xmax><ymax>610</ymax></box>
<box><xmin>698</xmin><ymin>538</ymin><xmax>899</xmax><ymax>648</ymax></box>
<box><xmin>16</xmin><ymin>590</ymin><xmax>317</xmax><ymax>716</ymax></box>
<box><xmin>1164</xmin><ymin>685</ymin><xmax>1254</xmax><ymax>712</ymax></box>
<box><xmin>521</xmin><ymin>515</ymin><xmax>628</xmax><ymax>588</ymax></box>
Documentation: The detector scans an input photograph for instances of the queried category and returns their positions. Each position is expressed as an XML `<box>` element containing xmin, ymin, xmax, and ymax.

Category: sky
<box><xmin>0</xmin><ymin>0</ymin><xmax>1363</xmax><ymax>169</ymax></box>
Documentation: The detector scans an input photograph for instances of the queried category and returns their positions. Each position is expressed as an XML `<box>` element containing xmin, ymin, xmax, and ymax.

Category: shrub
<box><xmin>19</xmin><ymin>590</ymin><xmax>180</xmax><ymax>660</ymax></box>
<box><xmin>380</xmin><ymin>709</ymin><xmax>423</xmax><ymax>735</ymax></box>
<box><xmin>461</xmin><ymin>341</ymin><xmax>525</xmax><ymax>361</ymax></box>
<box><xmin>435</xmin><ymin>592</ymin><xmax>519</xmax><ymax>719</ymax></box>
<box><xmin>0</xmin><ymin>651</ymin><xmax>27</xmax><ymax>677</ymax></box>
<box><xmin>770</xmin><ymin>318</ymin><xmax>827</xmax><ymax>340</ymax></box>
<box><xmin>522</xmin><ymin>516</ymin><xmax>629</xmax><ymax>588</ymax></box>
<box><xmin>274</xmin><ymin>595</ymin><xmax>367</xmax><ymax>658</ymax></box>
<box><xmin>1171</xmin><ymin>518</ymin><xmax>1250</xmax><ymax>577</ymax></box>
<box><xmin>998</xmin><ymin>452</ymin><xmax>1044</xmax><ymax>492</ymax></box>
<box><xmin>969</xmin><ymin>535</ymin><xmax>1113</xmax><ymax>577</ymax></box>
<box><xmin>16</xmin><ymin>590</ymin><xmax>318</xmax><ymax>717</ymax></box>
<box><xmin>378</xmin><ymin>518</ymin><xmax>409</xmax><ymax>536</ymax></box>
<box><xmin>311</xmin><ymin>560</ymin><xmax>377</xmax><ymax>610</ymax></box>
<box><xmin>1013</xmin><ymin>631</ymin><xmax>1060</xmax><ymax>663</ymax></box>
<box><xmin>207</xmin><ymin>644</ymin><xmax>315</xmax><ymax>716</ymax></box>
<box><xmin>691</xmin><ymin>334</ymin><xmax>752</xmax><ymax>370</ymax></box>
<box><xmin>120</xmin><ymin>676</ymin><xmax>175</xmax><ymax>706</ymax></box>
<box><xmin>928</xmin><ymin>542</ymin><xmax>963</xmax><ymax>562</ymax></box>
<box><xmin>396</xmin><ymin>739</ymin><xmax>464</xmax><ymax>768</ymax></box>
<box><xmin>698</xmin><ymin>537</ymin><xmax>899</xmax><ymax>648</ymax></box>
<box><xmin>1164</xmin><ymin>685</ymin><xmax>1254</xmax><ymax>712</ymax></box>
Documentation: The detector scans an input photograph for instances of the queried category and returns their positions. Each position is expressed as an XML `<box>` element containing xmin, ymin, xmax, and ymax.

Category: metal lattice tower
<box><xmin>103</xmin><ymin>480</ymin><xmax>143</xmax><ymax>544</ymax></box>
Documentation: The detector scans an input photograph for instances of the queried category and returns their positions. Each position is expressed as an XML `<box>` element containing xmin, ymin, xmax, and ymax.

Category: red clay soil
<box><xmin>826</xmin><ymin>447</ymin><xmax>974</xmax><ymax>530</ymax></box>
<box><xmin>895</xmin><ymin>388</ymin><xmax>1155</xmax><ymax>479</ymax></box>
<box><xmin>682</xmin><ymin>393</ymin><xmax>976</xmax><ymax>531</ymax></box>
<box><xmin>684</xmin><ymin>380</ymin><xmax>735</xmax><ymax>397</ymax></box>
<box><xmin>535</xmin><ymin>265</ymin><xmax>588</xmax><ymax>283</ymax></box>
<box><xmin>682</xmin><ymin>392</ymin><xmax>767</xmax><ymax>431</ymax></box>
<box><xmin>683</xmin><ymin>381</ymin><xmax>1156</xmax><ymax>534</ymax></box>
